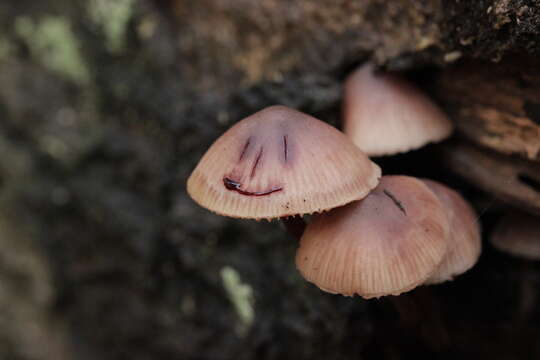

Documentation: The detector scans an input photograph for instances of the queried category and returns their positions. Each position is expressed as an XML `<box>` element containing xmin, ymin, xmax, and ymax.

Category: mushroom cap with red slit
<box><xmin>187</xmin><ymin>105</ymin><xmax>381</xmax><ymax>220</ymax></box>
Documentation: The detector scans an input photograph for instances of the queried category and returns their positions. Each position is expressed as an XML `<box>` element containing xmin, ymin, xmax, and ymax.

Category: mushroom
<box><xmin>491</xmin><ymin>211</ymin><xmax>540</xmax><ymax>260</ymax></box>
<box><xmin>440</xmin><ymin>141</ymin><xmax>540</xmax><ymax>216</ymax></box>
<box><xmin>295</xmin><ymin>175</ymin><xmax>449</xmax><ymax>298</ymax></box>
<box><xmin>343</xmin><ymin>63</ymin><xmax>454</xmax><ymax>156</ymax></box>
<box><xmin>422</xmin><ymin>179</ymin><xmax>482</xmax><ymax>284</ymax></box>
<box><xmin>187</xmin><ymin>105</ymin><xmax>381</xmax><ymax>220</ymax></box>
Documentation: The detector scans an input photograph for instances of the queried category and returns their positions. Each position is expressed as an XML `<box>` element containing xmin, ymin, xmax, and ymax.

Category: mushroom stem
<box><xmin>516</xmin><ymin>261</ymin><xmax>536</xmax><ymax>325</ymax></box>
<box><xmin>387</xmin><ymin>288</ymin><xmax>449</xmax><ymax>351</ymax></box>
<box><xmin>282</xmin><ymin>217</ymin><xmax>306</xmax><ymax>240</ymax></box>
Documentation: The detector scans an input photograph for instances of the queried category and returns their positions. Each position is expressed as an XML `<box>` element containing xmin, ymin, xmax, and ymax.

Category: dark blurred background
<box><xmin>0</xmin><ymin>1</ymin><xmax>540</xmax><ymax>359</ymax></box>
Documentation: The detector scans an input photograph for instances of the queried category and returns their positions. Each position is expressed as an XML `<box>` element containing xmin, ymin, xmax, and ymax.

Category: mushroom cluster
<box><xmin>187</xmin><ymin>63</ymin><xmax>482</xmax><ymax>299</ymax></box>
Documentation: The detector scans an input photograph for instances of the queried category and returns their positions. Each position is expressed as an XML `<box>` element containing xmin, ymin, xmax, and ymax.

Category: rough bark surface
<box><xmin>435</xmin><ymin>57</ymin><xmax>540</xmax><ymax>162</ymax></box>
<box><xmin>0</xmin><ymin>1</ymin><xmax>539</xmax><ymax>359</ymax></box>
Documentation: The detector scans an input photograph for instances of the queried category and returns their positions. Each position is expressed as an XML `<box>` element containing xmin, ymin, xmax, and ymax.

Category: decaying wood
<box><xmin>1</xmin><ymin>1</ymin><xmax>540</xmax><ymax>359</ymax></box>
<box><xmin>435</xmin><ymin>58</ymin><xmax>540</xmax><ymax>162</ymax></box>
<box><xmin>441</xmin><ymin>141</ymin><xmax>540</xmax><ymax>216</ymax></box>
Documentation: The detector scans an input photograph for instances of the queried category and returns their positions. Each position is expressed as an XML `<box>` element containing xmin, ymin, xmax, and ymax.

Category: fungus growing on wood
<box><xmin>343</xmin><ymin>63</ymin><xmax>453</xmax><ymax>156</ymax></box>
<box><xmin>441</xmin><ymin>141</ymin><xmax>540</xmax><ymax>216</ymax></box>
<box><xmin>434</xmin><ymin>58</ymin><xmax>540</xmax><ymax>162</ymax></box>
<box><xmin>295</xmin><ymin>175</ymin><xmax>449</xmax><ymax>298</ymax></box>
<box><xmin>187</xmin><ymin>105</ymin><xmax>381</xmax><ymax>220</ymax></box>
<box><xmin>422</xmin><ymin>179</ymin><xmax>482</xmax><ymax>284</ymax></box>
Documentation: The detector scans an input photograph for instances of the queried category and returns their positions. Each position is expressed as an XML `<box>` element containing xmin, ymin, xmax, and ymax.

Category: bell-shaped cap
<box><xmin>296</xmin><ymin>175</ymin><xmax>449</xmax><ymax>299</ymax></box>
<box><xmin>491</xmin><ymin>211</ymin><xmax>540</xmax><ymax>260</ymax></box>
<box><xmin>187</xmin><ymin>105</ymin><xmax>381</xmax><ymax>220</ymax></box>
<box><xmin>343</xmin><ymin>63</ymin><xmax>454</xmax><ymax>156</ymax></box>
<box><xmin>422</xmin><ymin>180</ymin><xmax>482</xmax><ymax>284</ymax></box>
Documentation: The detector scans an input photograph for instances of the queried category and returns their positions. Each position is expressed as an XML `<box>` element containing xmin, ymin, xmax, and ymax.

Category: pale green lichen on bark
<box><xmin>220</xmin><ymin>266</ymin><xmax>255</xmax><ymax>337</ymax></box>
<box><xmin>14</xmin><ymin>16</ymin><xmax>90</xmax><ymax>85</ymax></box>
<box><xmin>87</xmin><ymin>0</ymin><xmax>136</xmax><ymax>54</ymax></box>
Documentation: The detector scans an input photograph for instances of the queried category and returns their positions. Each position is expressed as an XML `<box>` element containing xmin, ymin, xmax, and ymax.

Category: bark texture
<box><xmin>0</xmin><ymin>1</ymin><xmax>539</xmax><ymax>359</ymax></box>
<box><xmin>435</xmin><ymin>57</ymin><xmax>540</xmax><ymax>162</ymax></box>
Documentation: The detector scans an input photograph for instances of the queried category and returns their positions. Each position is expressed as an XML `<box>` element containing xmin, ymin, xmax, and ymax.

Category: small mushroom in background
<box><xmin>296</xmin><ymin>175</ymin><xmax>449</xmax><ymax>299</ymax></box>
<box><xmin>441</xmin><ymin>141</ymin><xmax>540</xmax><ymax>216</ymax></box>
<box><xmin>342</xmin><ymin>63</ymin><xmax>454</xmax><ymax>157</ymax></box>
<box><xmin>421</xmin><ymin>179</ymin><xmax>482</xmax><ymax>284</ymax></box>
<box><xmin>187</xmin><ymin>105</ymin><xmax>381</xmax><ymax>220</ymax></box>
<box><xmin>491</xmin><ymin>211</ymin><xmax>540</xmax><ymax>260</ymax></box>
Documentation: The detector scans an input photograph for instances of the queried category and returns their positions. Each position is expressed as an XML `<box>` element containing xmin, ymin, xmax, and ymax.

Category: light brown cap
<box><xmin>422</xmin><ymin>179</ymin><xmax>482</xmax><ymax>284</ymax></box>
<box><xmin>296</xmin><ymin>175</ymin><xmax>449</xmax><ymax>298</ymax></box>
<box><xmin>440</xmin><ymin>141</ymin><xmax>540</xmax><ymax>216</ymax></box>
<box><xmin>491</xmin><ymin>211</ymin><xmax>540</xmax><ymax>260</ymax></box>
<box><xmin>187</xmin><ymin>105</ymin><xmax>381</xmax><ymax>220</ymax></box>
<box><xmin>343</xmin><ymin>63</ymin><xmax>454</xmax><ymax>156</ymax></box>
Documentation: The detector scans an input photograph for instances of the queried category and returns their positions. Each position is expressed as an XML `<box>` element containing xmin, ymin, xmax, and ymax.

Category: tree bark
<box><xmin>0</xmin><ymin>1</ymin><xmax>539</xmax><ymax>359</ymax></box>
